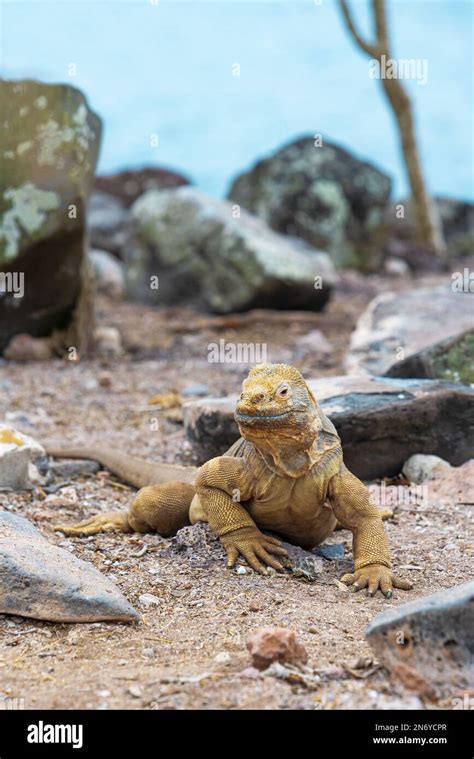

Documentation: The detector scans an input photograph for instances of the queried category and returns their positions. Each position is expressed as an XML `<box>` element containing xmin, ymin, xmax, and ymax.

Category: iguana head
<box><xmin>235</xmin><ymin>363</ymin><xmax>322</xmax><ymax>465</ymax></box>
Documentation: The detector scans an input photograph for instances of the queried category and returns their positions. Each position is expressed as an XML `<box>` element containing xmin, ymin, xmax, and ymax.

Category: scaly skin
<box><xmin>49</xmin><ymin>363</ymin><xmax>412</xmax><ymax>598</ymax></box>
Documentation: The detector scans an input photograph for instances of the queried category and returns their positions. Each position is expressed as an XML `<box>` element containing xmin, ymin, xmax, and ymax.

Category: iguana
<box><xmin>49</xmin><ymin>363</ymin><xmax>412</xmax><ymax>598</ymax></box>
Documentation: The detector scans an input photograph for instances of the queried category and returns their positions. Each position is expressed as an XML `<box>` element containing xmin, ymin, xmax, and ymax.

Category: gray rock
<box><xmin>48</xmin><ymin>458</ymin><xmax>101</xmax><ymax>479</ymax></box>
<box><xmin>125</xmin><ymin>187</ymin><xmax>336</xmax><ymax>313</ymax></box>
<box><xmin>88</xmin><ymin>191</ymin><xmax>128</xmax><ymax>256</ymax></box>
<box><xmin>88</xmin><ymin>248</ymin><xmax>125</xmax><ymax>298</ymax></box>
<box><xmin>384</xmin><ymin>197</ymin><xmax>474</xmax><ymax>259</ymax></box>
<box><xmin>138</xmin><ymin>593</ymin><xmax>161</xmax><ymax>607</ymax></box>
<box><xmin>293</xmin><ymin>330</ymin><xmax>332</xmax><ymax>361</ymax></box>
<box><xmin>385</xmin><ymin>330</ymin><xmax>474</xmax><ymax>385</ymax></box>
<box><xmin>346</xmin><ymin>286</ymin><xmax>474</xmax><ymax>378</ymax></box>
<box><xmin>182</xmin><ymin>384</ymin><xmax>210</xmax><ymax>397</ymax></box>
<box><xmin>436</xmin><ymin>197</ymin><xmax>474</xmax><ymax>257</ymax></box>
<box><xmin>93</xmin><ymin>325</ymin><xmax>122</xmax><ymax>357</ymax></box>
<box><xmin>183</xmin><ymin>398</ymin><xmax>238</xmax><ymax>462</ymax></box>
<box><xmin>384</xmin><ymin>257</ymin><xmax>410</xmax><ymax>277</ymax></box>
<box><xmin>402</xmin><ymin>454</ymin><xmax>451</xmax><ymax>485</ymax></box>
<box><xmin>183</xmin><ymin>375</ymin><xmax>474</xmax><ymax>478</ymax></box>
<box><xmin>0</xmin><ymin>511</ymin><xmax>139</xmax><ymax>623</ymax></box>
<box><xmin>4</xmin><ymin>334</ymin><xmax>54</xmax><ymax>362</ymax></box>
<box><xmin>0</xmin><ymin>79</ymin><xmax>101</xmax><ymax>354</ymax></box>
<box><xmin>313</xmin><ymin>543</ymin><xmax>345</xmax><ymax>560</ymax></box>
<box><xmin>227</xmin><ymin>135</ymin><xmax>391</xmax><ymax>269</ymax></box>
<box><xmin>365</xmin><ymin>581</ymin><xmax>474</xmax><ymax>690</ymax></box>
<box><xmin>95</xmin><ymin>166</ymin><xmax>190</xmax><ymax>207</ymax></box>
<box><xmin>280</xmin><ymin>542</ymin><xmax>324</xmax><ymax>582</ymax></box>
<box><xmin>0</xmin><ymin>426</ymin><xmax>45</xmax><ymax>490</ymax></box>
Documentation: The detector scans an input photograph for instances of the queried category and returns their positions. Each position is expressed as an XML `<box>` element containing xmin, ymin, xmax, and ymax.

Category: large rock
<box><xmin>365</xmin><ymin>581</ymin><xmax>474</xmax><ymax>690</ymax></box>
<box><xmin>88</xmin><ymin>191</ymin><xmax>128</xmax><ymax>257</ymax></box>
<box><xmin>125</xmin><ymin>187</ymin><xmax>336</xmax><ymax>312</ymax></box>
<box><xmin>346</xmin><ymin>286</ymin><xmax>474</xmax><ymax>379</ymax></box>
<box><xmin>95</xmin><ymin>166</ymin><xmax>191</xmax><ymax>207</ymax></box>
<box><xmin>88</xmin><ymin>248</ymin><xmax>125</xmax><ymax>298</ymax></box>
<box><xmin>0</xmin><ymin>511</ymin><xmax>139</xmax><ymax>623</ymax></box>
<box><xmin>384</xmin><ymin>197</ymin><xmax>474</xmax><ymax>260</ymax></box>
<box><xmin>183</xmin><ymin>376</ymin><xmax>474</xmax><ymax>478</ymax></box>
<box><xmin>385</xmin><ymin>330</ymin><xmax>474</xmax><ymax>385</ymax></box>
<box><xmin>227</xmin><ymin>136</ymin><xmax>391</xmax><ymax>269</ymax></box>
<box><xmin>0</xmin><ymin>79</ymin><xmax>101</xmax><ymax>354</ymax></box>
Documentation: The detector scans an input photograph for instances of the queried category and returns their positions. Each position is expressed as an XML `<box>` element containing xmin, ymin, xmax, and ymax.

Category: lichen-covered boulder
<box><xmin>0</xmin><ymin>79</ymin><xmax>101</xmax><ymax>354</ymax></box>
<box><xmin>227</xmin><ymin>136</ymin><xmax>391</xmax><ymax>269</ymax></box>
<box><xmin>126</xmin><ymin>187</ymin><xmax>336</xmax><ymax>312</ymax></box>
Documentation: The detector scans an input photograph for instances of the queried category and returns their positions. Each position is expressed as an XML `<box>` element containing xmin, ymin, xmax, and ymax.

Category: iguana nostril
<box><xmin>251</xmin><ymin>392</ymin><xmax>266</xmax><ymax>404</ymax></box>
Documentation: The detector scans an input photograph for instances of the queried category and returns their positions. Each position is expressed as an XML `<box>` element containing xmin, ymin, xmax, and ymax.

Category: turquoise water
<box><xmin>1</xmin><ymin>0</ymin><xmax>472</xmax><ymax>200</ymax></box>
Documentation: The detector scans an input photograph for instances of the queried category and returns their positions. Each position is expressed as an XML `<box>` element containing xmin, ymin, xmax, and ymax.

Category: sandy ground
<box><xmin>0</xmin><ymin>271</ymin><xmax>472</xmax><ymax>710</ymax></box>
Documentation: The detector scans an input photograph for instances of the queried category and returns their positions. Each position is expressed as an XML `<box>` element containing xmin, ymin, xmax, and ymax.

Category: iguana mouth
<box><xmin>235</xmin><ymin>411</ymin><xmax>292</xmax><ymax>422</ymax></box>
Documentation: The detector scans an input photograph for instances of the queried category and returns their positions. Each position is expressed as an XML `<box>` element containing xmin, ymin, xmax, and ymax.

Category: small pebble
<box><xmin>98</xmin><ymin>372</ymin><xmax>112</xmax><ymax>388</ymax></box>
<box><xmin>214</xmin><ymin>652</ymin><xmax>231</xmax><ymax>664</ymax></box>
<box><xmin>314</xmin><ymin>543</ymin><xmax>345</xmax><ymax>560</ymax></box>
<box><xmin>236</xmin><ymin>566</ymin><xmax>247</xmax><ymax>575</ymax></box>
<box><xmin>239</xmin><ymin>666</ymin><xmax>260</xmax><ymax>679</ymax></box>
<box><xmin>139</xmin><ymin>593</ymin><xmax>161</xmax><ymax>607</ymax></box>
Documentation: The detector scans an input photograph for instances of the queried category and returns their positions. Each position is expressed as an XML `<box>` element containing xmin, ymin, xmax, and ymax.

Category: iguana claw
<box><xmin>54</xmin><ymin>511</ymin><xmax>130</xmax><ymax>536</ymax></box>
<box><xmin>221</xmin><ymin>527</ymin><xmax>289</xmax><ymax>575</ymax></box>
<box><xmin>341</xmin><ymin>563</ymin><xmax>413</xmax><ymax>598</ymax></box>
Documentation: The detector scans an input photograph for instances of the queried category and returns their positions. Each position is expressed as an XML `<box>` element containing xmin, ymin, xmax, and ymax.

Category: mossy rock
<box><xmin>348</xmin><ymin>286</ymin><xmax>474</xmax><ymax>378</ymax></box>
<box><xmin>431</xmin><ymin>333</ymin><xmax>474</xmax><ymax>384</ymax></box>
<box><xmin>127</xmin><ymin>187</ymin><xmax>336</xmax><ymax>313</ymax></box>
<box><xmin>227</xmin><ymin>135</ymin><xmax>391</xmax><ymax>270</ymax></box>
<box><xmin>0</xmin><ymin>79</ymin><xmax>101</xmax><ymax>354</ymax></box>
<box><xmin>385</xmin><ymin>330</ymin><xmax>474</xmax><ymax>385</ymax></box>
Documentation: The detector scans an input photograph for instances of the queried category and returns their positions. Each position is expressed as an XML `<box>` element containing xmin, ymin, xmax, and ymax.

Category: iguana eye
<box><xmin>276</xmin><ymin>385</ymin><xmax>290</xmax><ymax>398</ymax></box>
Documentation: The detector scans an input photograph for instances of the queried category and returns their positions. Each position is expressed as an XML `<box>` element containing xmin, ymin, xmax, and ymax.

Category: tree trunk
<box><xmin>380</xmin><ymin>76</ymin><xmax>446</xmax><ymax>254</ymax></box>
<box><xmin>338</xmin><ymin>0</ymin><xmax>446</xmax><ymax>256</ymax></box>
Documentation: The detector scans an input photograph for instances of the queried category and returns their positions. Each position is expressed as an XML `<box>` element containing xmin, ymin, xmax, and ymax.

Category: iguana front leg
<box><xmin>195</xmin><ymin>457</ymin><xmax>288</xmax><ymax>575</ymax></box>
<box><xmin>328</xmin><ymin>465</ymin><xmax>412</xmax><ymax>598</ymax></box>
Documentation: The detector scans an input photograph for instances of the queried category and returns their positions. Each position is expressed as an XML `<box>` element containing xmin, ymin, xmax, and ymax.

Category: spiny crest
<box><xmin>247</xmin><ymin>363</ymin><xmax>306</xmax><ymax>386</ymax></box>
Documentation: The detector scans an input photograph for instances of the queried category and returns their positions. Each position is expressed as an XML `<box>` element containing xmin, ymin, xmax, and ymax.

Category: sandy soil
<box><xmin>0</xmin><ymin>271</ymin><xmax>471</xmax><ymax>710</ymax></box>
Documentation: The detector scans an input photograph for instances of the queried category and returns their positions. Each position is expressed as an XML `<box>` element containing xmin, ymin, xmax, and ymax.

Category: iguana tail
<box><xmin>45</xmin><ymin>444</ymin><xmax>198</xmax><ymax>489</ymax></box>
